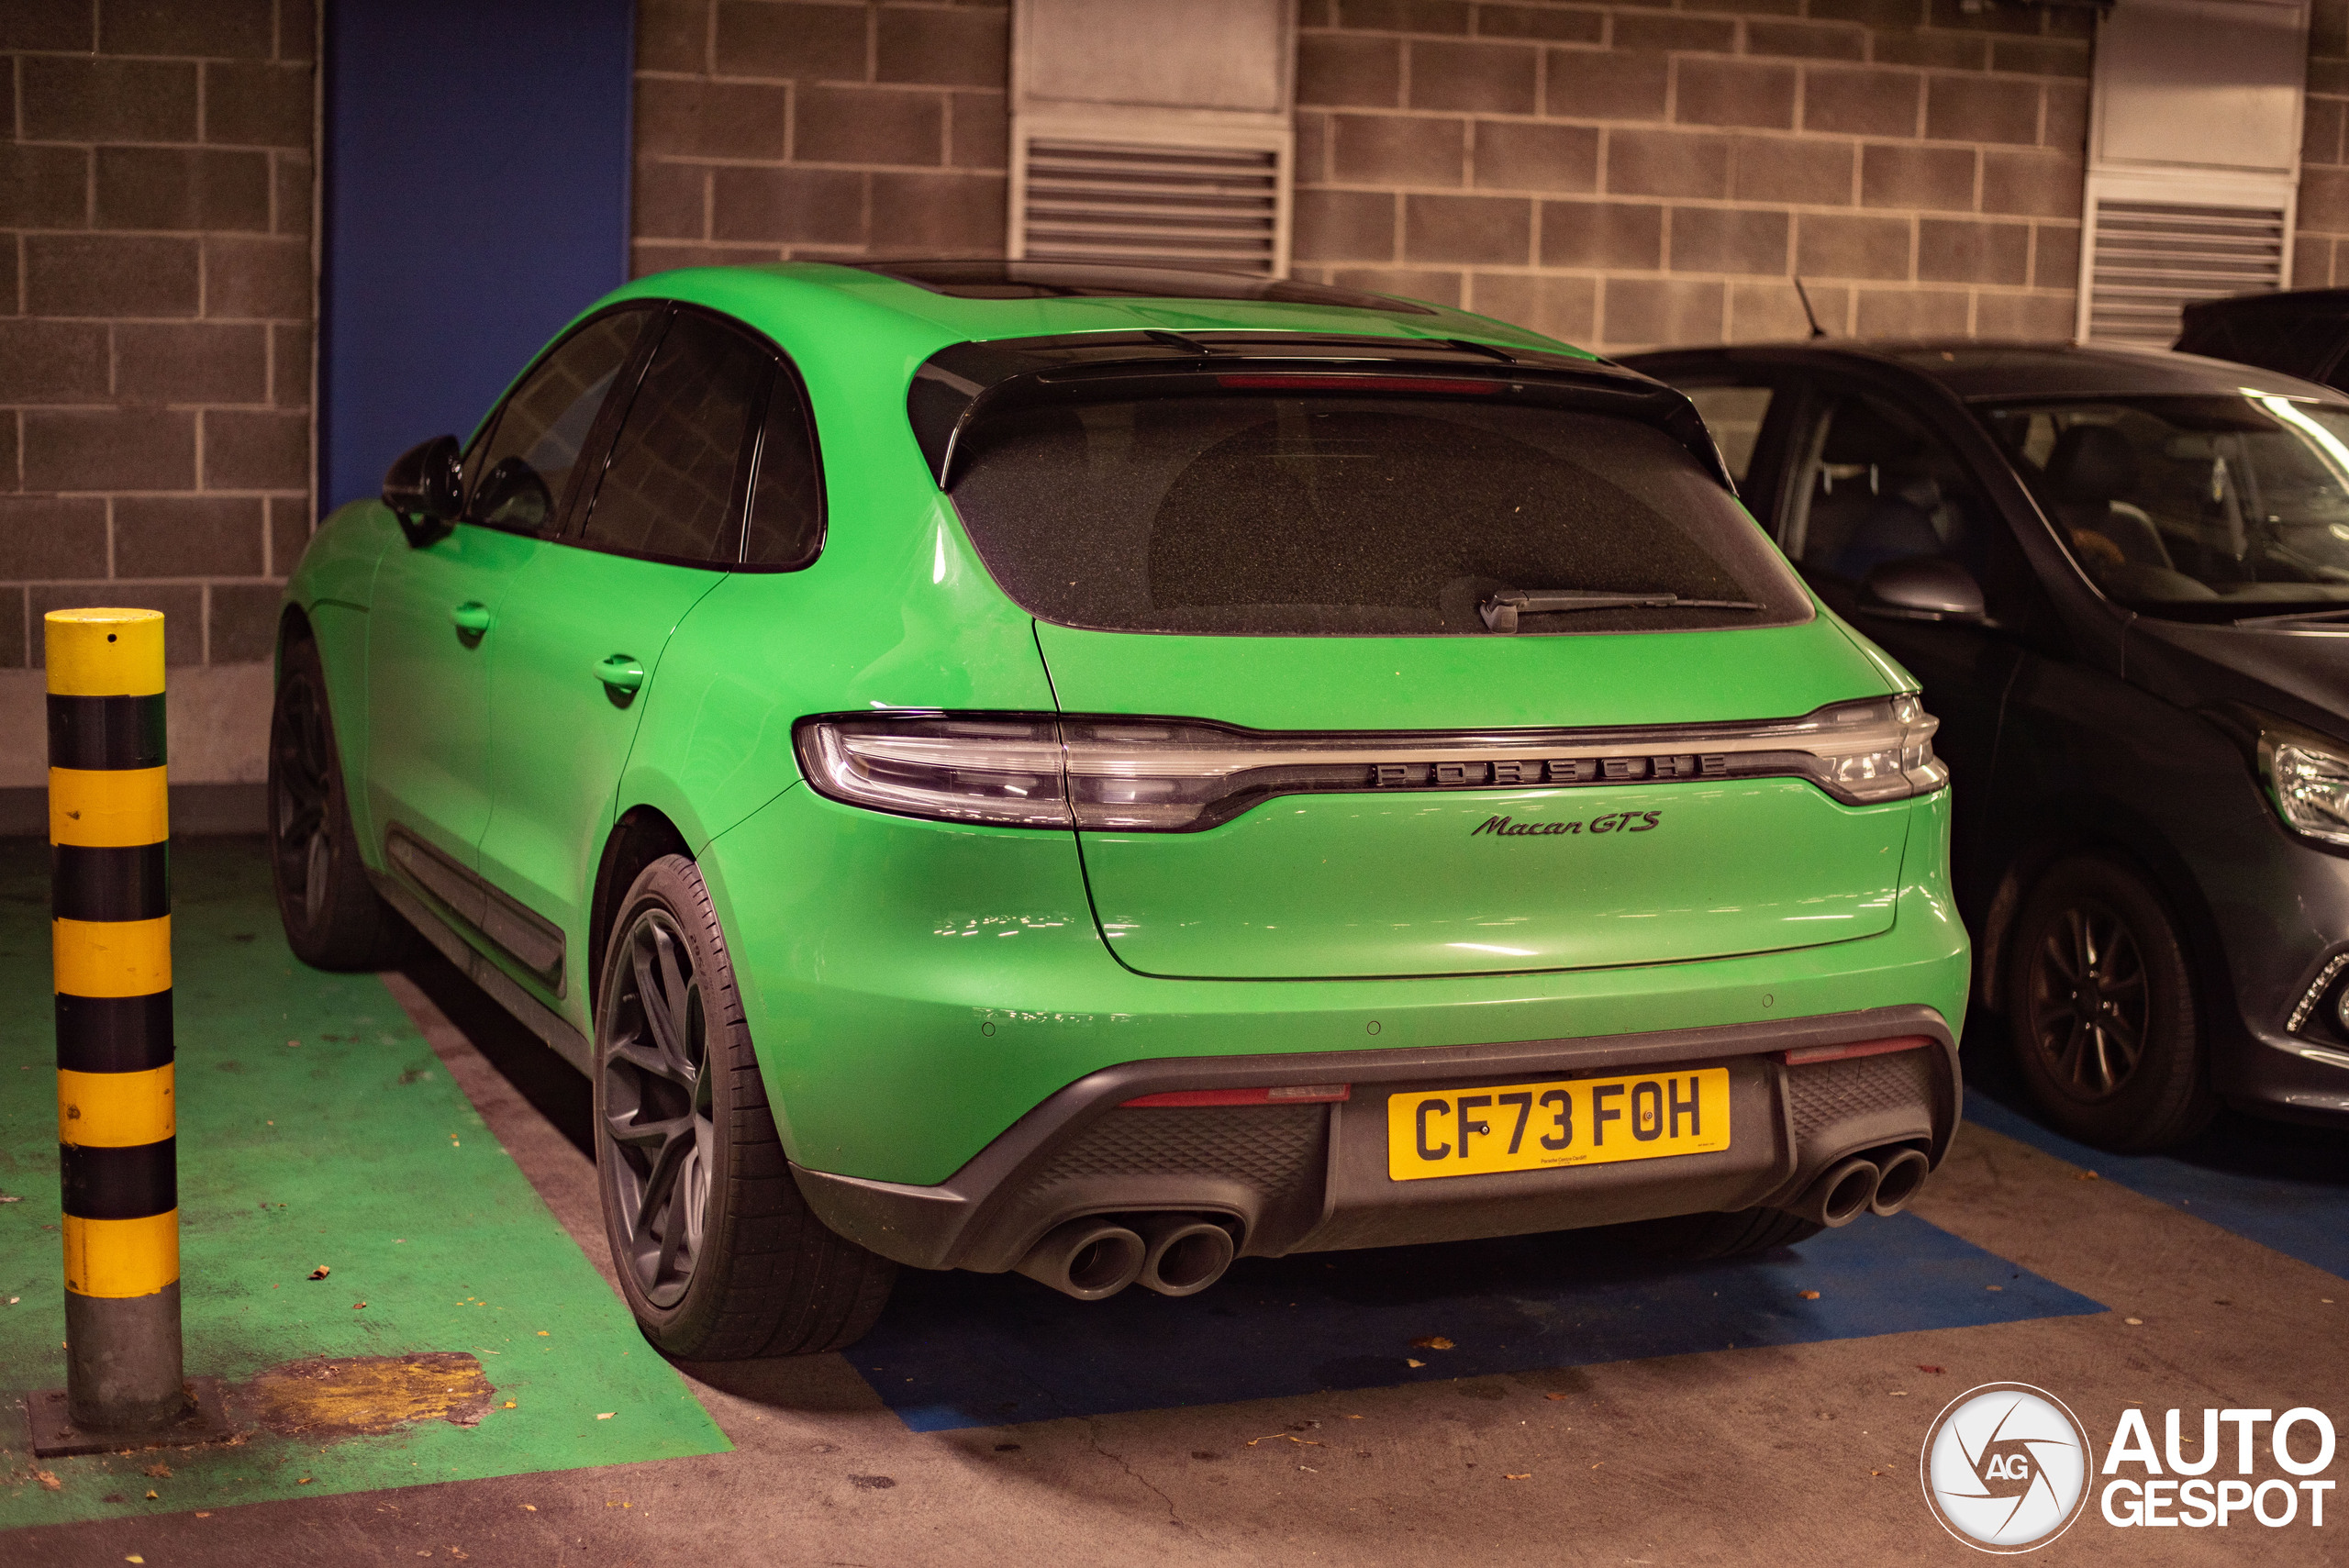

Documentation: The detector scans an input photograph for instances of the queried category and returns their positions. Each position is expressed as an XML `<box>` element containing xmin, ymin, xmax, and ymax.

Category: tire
<box><xmin>2004</xmin><ymin>853</ymin><xmax>2215</xmax><ymax>1152</ymax></box>
<box><xmin>1620</xmin><ymin>1208</ymin><xmax>1825</xmax><ymax>1261</ymax></box>
<box><xmin>269</xmin><ymin>635</ymin><xmax>412</xmax><ymax>971</ymax></box>
<box><xmin>594</xmin><ymin>854</ymin><xmax>896</xmax><ymax>1359</ymax></box>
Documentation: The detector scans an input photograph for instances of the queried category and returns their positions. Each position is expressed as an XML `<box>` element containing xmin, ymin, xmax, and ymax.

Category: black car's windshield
<box><xmin>1981</xmin><ymin>395</ymin><xmax>2349</xmax><ymax>621</ymax></box>
<box><xmin>946</xmin><ymin>396</ymin><xmax>1811</xmax><ymax>637</ymax></box>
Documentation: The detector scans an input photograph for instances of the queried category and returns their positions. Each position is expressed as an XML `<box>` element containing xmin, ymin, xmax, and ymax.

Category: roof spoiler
<box><xmin>905</xmin><ymin>331</ymin><xmax>1737</xmax><ymax>495</ymax></box>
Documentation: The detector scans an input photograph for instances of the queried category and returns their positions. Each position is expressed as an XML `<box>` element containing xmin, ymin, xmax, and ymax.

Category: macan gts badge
<box><xmin>271</xmin><ymin>260</ymin><xmax>1967</xmax><ymax>1359</ymax></box>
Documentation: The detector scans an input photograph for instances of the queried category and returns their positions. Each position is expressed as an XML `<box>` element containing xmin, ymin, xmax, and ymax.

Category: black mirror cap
<box><xmin>383</xmin><ymin>435</ymin><xmax>462</xmax><ymax>546</ymax></box>
<box><xmin>1860</xmin><ymin>556</ymin><xmax>1987</xmax><ymax>622</ymax></box>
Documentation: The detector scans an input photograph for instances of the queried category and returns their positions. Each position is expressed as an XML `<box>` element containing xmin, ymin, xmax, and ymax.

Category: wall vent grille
<box><xmin>2085</xmin><ymin>197</ymin><xmax>2288</xmax><ymax>346</ymax></box>
<box><xmin>1016</xmin><ymin>137</ymin><xmax>1284</xmax><ymax>274</ymax></box>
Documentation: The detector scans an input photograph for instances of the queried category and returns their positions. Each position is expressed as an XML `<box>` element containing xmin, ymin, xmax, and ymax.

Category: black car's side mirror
<box><xmin>383</xmin><ymin>436</ymin><xmax>462</xmax><ymax>547</ymax></box>
<box><xmin>1860</xmin><ymin>556</ymin><xmax>1987</xmax><ymax>623</ymax></box>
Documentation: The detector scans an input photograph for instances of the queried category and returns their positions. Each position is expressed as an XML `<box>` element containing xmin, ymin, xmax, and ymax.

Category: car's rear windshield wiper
<box><xmin>1480</xmin><ymin>589</ymin><xmax>1764</xmax><ymax>633</ymax></box>
<box><xmin>2231</xmin><ymin>605</ymin><xmax>2349</xmax><ymax>628</ymax></box>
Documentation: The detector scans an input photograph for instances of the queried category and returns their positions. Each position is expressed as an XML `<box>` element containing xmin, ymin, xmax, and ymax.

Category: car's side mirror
<box><xmin>383</xmin><ymin>436</ymin><xmax>462</xmax><ymax>547</ymax></box>
<box><xmin>1860</xmin><ymin>556</ymin><xmax>1987</xmax><ymax>623</ymax></box>
<box><xmin>468</xmin><ymin>455</ymin><xmax>554</xmax><ymax>534</ymax></box>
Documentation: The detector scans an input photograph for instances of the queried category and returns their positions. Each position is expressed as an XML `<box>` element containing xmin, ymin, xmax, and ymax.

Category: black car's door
<box><xmin>1761</xmin><ymin>373</ymin><xmax>2041</xmax><ymax>904</ymax></box>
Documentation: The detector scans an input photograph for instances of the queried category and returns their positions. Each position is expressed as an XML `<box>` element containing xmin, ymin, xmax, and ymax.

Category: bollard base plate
<box><xmin>26</xmin><ymin>1377</ymin><xmax>235</xmax><ymax>1458</ymax></box>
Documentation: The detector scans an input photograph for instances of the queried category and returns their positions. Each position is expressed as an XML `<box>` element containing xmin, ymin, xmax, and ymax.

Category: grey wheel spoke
<box><xmin>607</xmin><ymin>1107</ymin><xmax>690</xmax><ymax>1152</ymax></box>
<box><xmin>607</xmin><ymin>1031</ymin><xmax>683</xmax><ymax>1089</ymax></box>
<box><xmin>634</xmin><ymin>1126</ymin><xmax>696</xmax><ymax>1235</ymax></box>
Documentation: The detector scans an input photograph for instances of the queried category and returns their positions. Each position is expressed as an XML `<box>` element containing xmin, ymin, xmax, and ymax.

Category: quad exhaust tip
<box><xmin>1134</xmin><ymin>1215</ymin><xmax>1237</xmax><ymax>1296</ymax></box>
<box><xmin>1780</xmin><ymin>1146</ymin><xmax>1932</xmax><ymax>1229</ymax></box>
<box><xmin>1016</xmin><ymin>1213</ymin><xmax>1241</xmax><ymax>1301</ymax></box>
<box><xmin>1016</xmin><ymin>1218</ymin><xmax>1145</xmax><ymax>1301</ymax></box>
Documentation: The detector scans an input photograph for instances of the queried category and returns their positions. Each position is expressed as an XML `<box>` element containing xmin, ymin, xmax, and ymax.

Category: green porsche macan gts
<box><xmin>271</xmin><ymin>261</ymin><xmax>1967</xmax><ymax>1359</ymax></box>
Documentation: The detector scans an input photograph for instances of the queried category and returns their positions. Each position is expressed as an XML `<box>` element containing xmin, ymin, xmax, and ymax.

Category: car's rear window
<box><xmin>945</xmin><ymin>395</ymin><xmax>1811</xmax><ymax>636</ymax></box>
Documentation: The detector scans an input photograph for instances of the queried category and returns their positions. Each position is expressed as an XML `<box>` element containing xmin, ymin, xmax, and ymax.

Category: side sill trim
<box><xmin>373</xmin><ymin>871</ymin><xmax>592</xmax><ymax>1076</ymax></box>
<box><xmin>385</xmin><ymin>826</ymin><xmax>566</xmax><ymax>993</ymax></box>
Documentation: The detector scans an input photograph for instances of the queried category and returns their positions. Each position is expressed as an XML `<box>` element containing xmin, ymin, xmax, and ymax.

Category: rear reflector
<box><xmin>1213</xmin><ymin>373</ymin><xmax>1498</xmax><ymax>395</ymax></box>
<box><xmin>1776</xmin><ymin>1035</ymin><xmax>1932</xmax><ymax>1067</ymax></box>
<box><xmin>1122</xmin><ymin>1084</ymin><xmax>1353</xmax><ymax>1107</ymax></box>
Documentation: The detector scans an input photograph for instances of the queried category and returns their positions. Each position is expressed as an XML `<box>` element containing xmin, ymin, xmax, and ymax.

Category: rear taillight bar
<box><xmin>794</xmin><ymin>697</ymin><xmax>1947</xmax><ymax>832</ymax></box>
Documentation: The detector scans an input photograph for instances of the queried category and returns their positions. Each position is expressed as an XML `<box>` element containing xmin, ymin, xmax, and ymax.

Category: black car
<box><xmin>2176</xmin><ymin>288</ymin><xmax>2349</xmax><ymax>391</ymax></box>
<box><xmin>1623</xmin><ymin>339</ymin><xmax>2349</xmax><ymax>1151</ymax></box>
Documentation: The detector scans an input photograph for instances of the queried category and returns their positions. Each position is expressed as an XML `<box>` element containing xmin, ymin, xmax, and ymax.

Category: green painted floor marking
<box><xmin>0</xmin><ymin>839</ymin><xmax>729</xmax><ymax>1529</ymax></box>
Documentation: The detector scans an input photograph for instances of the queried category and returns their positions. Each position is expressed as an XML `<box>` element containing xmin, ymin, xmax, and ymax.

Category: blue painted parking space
<box><xmin>851</xmin><ymin>1213</ymin><xmax>2103</xmax><ymax>1432</ymax></box>
<box><xmin>1965</xmin><ymin>1095</ymin><xmax>2349</xmax><ymax>1281</ymax></box>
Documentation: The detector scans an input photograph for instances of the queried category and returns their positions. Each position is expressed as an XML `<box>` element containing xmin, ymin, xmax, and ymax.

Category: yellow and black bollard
<box><xmin>29</xmin><ymin>608</ymin><xmax>225</xmax><ymax>1452</ymax></box>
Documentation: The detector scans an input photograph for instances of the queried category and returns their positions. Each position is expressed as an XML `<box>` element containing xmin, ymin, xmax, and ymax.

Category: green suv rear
<box><xmin>272</xmin><ymin>261</ymin><xmax>1967</xmax><ymax>1358</ymax></box>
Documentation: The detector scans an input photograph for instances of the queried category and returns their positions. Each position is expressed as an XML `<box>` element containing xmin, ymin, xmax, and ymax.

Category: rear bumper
<box><xmin>792</xmin><ymin>1004</ymin><xmax>1959</xmax><ymax>1272</ymax></box>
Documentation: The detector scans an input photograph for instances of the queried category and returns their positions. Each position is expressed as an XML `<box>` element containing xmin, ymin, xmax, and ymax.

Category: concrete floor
<box><xmin>6</xmin><ymin>844</ymin><xmax>2347</xmax><ymax>1565</ymax></box>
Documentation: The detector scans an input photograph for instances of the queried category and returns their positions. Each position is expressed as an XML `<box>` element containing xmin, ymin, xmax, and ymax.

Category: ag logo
<box><xmin>1920</xmin><ymin>1383</ymin><xmax>2092</xmax><ymax>1552</ymax></box>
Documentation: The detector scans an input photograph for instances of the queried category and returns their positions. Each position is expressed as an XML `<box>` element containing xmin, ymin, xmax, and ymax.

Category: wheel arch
<box><xmin>588</xmin><ymin>806</ymin><xmax>696</xmax><ymax>1007</ymax></box>
<box><xmin>1978</xmin><ymin>792</ymin><xmax>2239</xmax><ymax>1051</ymax></box>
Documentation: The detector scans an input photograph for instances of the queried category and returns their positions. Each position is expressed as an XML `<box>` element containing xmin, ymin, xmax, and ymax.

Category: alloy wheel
<box><xmin>270</xmin><ymin>673</ymin><xmax>334</xmax><ymax>927</ymax></box>
<box><xmin>600</xmin><ymin>910</ymin><xmax>716</xmax><ymax>1308</ymax></box>
<box><xmin>2023</xmin><ymin>899</ymin><xmax>2150</xmax><ymax>1100</ymax></box>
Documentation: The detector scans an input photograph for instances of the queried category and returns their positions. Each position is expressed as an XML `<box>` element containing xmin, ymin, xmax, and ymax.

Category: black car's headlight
<box><xmin>2259</xmin><ymin>720</ymin><xmax>2349</xmax><ymax>848</ymax></box>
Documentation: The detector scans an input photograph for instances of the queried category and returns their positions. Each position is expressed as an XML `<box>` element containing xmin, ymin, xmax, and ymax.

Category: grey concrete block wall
<box><xmin>1288</xmin><ymin>0</ymin><xmax>2092</xmax><ymax>352</ymax></box>
<box><xmin>0</xmin><ymin>0</ymin><xmax>316</xmax><ymax>673</ymax></box>
<box><xmin>2298</xmin><ymin>0</ymin><xmax>2349</xmax><ymax>288</ymax></box>
<box><xmin>630</xmin><ymin>0</ymin><xmax>1012</xmax><ymax>276</ymax></box>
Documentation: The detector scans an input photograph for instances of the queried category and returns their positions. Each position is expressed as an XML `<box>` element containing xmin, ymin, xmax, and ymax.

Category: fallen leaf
<box><xmin>298</xmin><ymin>1476</ymin><xmax>312</xmax><ymax>1484</ymax></box>
<box><xmin>1406</xmin><ymin>1359</ymin><xmax>1425</xmax><ymax>1368</ymax></box>
<box><xmin>1544</xmin><ymin>1392</ymin><xmax>1571</xmax><ymax>1401</ymax></box>
<box><xmin>1410</xmin><ymin>1335</ymin><xmax>1455</xmax><ymax>1351</ymax></box>
<box><xmin>145</xmin><ymin>1489</ymin><xmax>158</xmax><ymax>1499</ymax></box>
<box><xmin>36</xmin><ymin>1471</ymin><xmax>60</xmax><ymax>1491</ymax></box>
<box><xmin>1985</xmin><ymin>1284</ymin><xmax>2002</xmax><ymax>1292</ymax></box>
<box><xmin>2076</xmin><ymin>1171</ymin><xmax>2099</xmax><ymax>1181</ymax></box>
<box><xmin>1343</xmin><ymin>1414</ymin><xmax>1364</xmax><ymax>1420</ymax></box>
<box><xmin>0</xmin><ymin>1194</ymin><xmax>20</xmax><ymax>1203</ymax></box>
<box><xmin>1505</xmin><ymin>1473</ymin><xmax>1531</xmax><ymax>1481</ymax></box>
<box><xmin>1889</xmin><ymin>1391</ymin><xmax>1909</xmax><ymax>1397</ymax></box>
<box><xmin>451</xmin><ymin>1552</ymin><xmax>469</xmax><ymax>1562</ymax></box>
<box><xmin>2125</xmin><ymin>1317</ymin><xmax>2143</xmax><ymax>1325</ymax></box>
<box><xmin>503</xmin><ymin>1400</ymin><xmax>517</xmax><ymax>1409</ymax></box>
<box><xmin>308</xmin><ymin>1265</ymin><xmax>330</xmax><ymax>1281</ymax></box>
<box><xmin>1798</xmin><ymin>1290</ymin><xmax>1820</xmax><ymax>1300</ymax></box>
<box><xmin>1590</xmin><ymin>1462</ymin><xmax>1603</xmax><ymax>1469</ymax></box>
<box><xmin>520</xmin><ymin>1504</ymin><xmax>536</xmax><ymax>1511</ymax></box>
<box><xmin>537</xmin><ymin>1330</ymin><xmax>550</xmax><ymax>1337</ymax></box>
<box><xmin>1919</xmin><ymin>1364</ymin><xmax>1944</xmax><ymax>1374</ymax></box>
<box><xmin>126</xmin><ymin>1558</ymin><xmax>144</xmax><ymax>1565</ymax></box>
<box><xmin>596</xmin><ymin>1412</ymin><xmax>614</xmax><ymax>1420</ymax></box>
<box><xmin>353</xmin><ymin>1302</ymin><xmax>367</xmax><ymax>1310</ymax></box>
<box><xmin>144</xmin><ymin>1463</ymin><xmax>171</xmax><ymax>1478</ymax></box>
<box><xmin>196</xmin><ymin>1512</ymin><xmax>210</xmax><ymax>1518</ymax></box>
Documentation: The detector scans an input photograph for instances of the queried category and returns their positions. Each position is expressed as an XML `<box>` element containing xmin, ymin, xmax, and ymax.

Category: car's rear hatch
<box><xmin>920</xmin><ymin>333</ymin><xmax>1941</xmax><ymax>980</ymax></box>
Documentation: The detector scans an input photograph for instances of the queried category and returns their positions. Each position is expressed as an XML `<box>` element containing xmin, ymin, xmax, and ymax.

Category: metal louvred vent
<box><xmin>2086</xmin><ymin>198</ymin><xmax>2288</xmax><ymax>346</ymax></box>
<box><xmin>1019</xmin><ymin>138</ymin><xmax>1282</xmax><ymax>273</ymax></box>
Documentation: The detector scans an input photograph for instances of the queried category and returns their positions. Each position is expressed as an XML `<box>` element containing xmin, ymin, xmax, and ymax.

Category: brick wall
<box><xmin>631</xmin><ymin>0</ymin><xmax>1010</xmax><ymax>278</ymax></box>
<box><xmin>2299</xmin><ymin>0</ymin><xmax>2347</xmax><ymax>288</ymax></box>
<box><xmin>1290</xmin><ymin>0</ymin><xmax>2090</xmax><ymax>353</ymax></box>
<box><xmin>0</xmin><ymin>0</ymin><xmax>314</xmax><ymax>682</ymax></box>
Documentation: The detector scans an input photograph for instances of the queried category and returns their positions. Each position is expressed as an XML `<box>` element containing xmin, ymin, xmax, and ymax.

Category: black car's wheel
<box><xmin>1619</xmin><ymin>1208</ymin><xmax>1825</xmax><ymax>1261</ymax></box>
<box><xmin>269</xmin><ymin>635</ymin><xmax>410</xmax><ymax>971</ymax></box>
<box><xmin>2005</xmin><ymin>854</ymin><xmax>2214</xmax><ymax>1152</ymax></box>
<box><xmin>594</xmin><ymin>854</ymin><xmax>896</xmax><ymax>1359</ymax></box>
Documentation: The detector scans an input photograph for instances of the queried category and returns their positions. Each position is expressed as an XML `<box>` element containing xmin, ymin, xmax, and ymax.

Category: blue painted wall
<box><xmin>321</xmin><ymin>0</ymin><xmax>634</xmax><ymax>513</ymax></box>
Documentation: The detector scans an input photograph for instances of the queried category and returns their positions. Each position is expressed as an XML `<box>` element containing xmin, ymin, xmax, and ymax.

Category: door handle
<box><xmin>450</xmin><ymin>601</ymin><xmax>493</xmax><ymax>635</ymax></box>
<box><xmin>596</xmin><ymin>654</ymin><xmax>646</xmax><ymax>695</ymax></box>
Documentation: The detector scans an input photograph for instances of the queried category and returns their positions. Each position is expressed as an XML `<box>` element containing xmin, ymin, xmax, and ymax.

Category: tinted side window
<box><xmin>466</xmin><ymin>311</ymin><xmax>647</xmax><ymax>533</ymax></box>
<box><xmin>579</xmin><ymin>313</ymin><xmax>766</xmax><ymax>562</ymax></box>
<box><xmin>743</xmin><ymin>373</ymin><xmax>824</xmax><ymax>569</ymax></box>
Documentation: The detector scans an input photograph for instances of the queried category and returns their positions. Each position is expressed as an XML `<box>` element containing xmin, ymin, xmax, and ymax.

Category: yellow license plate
<box><xmin>1386</xmin><ymin>1067</ymin><xmax>1731</xmax><ymax>1181</ymax></box>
